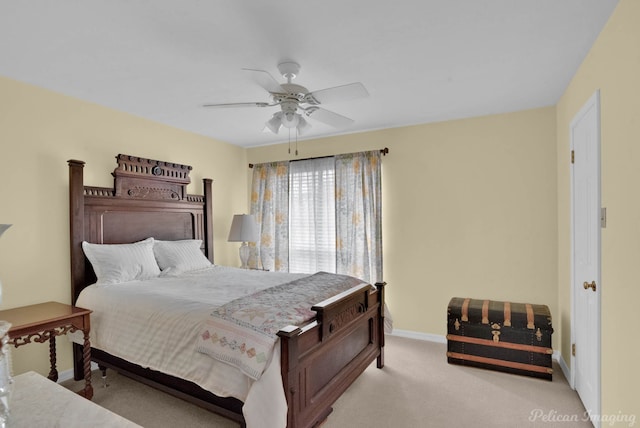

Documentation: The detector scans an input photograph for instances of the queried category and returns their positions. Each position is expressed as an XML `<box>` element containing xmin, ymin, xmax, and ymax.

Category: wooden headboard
<box><xmin>69</xmin><ymin>154</ymin><xmax>213</xmax><ymax>304</ymax></box>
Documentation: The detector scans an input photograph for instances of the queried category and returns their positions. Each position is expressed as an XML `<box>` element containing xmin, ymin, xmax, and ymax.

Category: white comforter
<box><xmin>74</xmin><ymin>265</ymin><xmax>308</xmax><ymax>428</ymax></box>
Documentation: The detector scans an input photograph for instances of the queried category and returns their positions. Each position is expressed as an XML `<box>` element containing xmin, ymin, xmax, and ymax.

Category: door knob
<box><xmin>583</xmin><ymin>281</ymin><xmax>597</xmax><ymax>292</ymax></box>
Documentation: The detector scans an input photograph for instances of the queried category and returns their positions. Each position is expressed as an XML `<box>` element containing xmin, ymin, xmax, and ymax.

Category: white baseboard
<box><xmin>389</xmin><ymin>329</ymin><xmax>446</xmax><ymax>343</ymax></box>
<box><xmin>56</xmin><ymin>362</ymin><xmax>99</xmax><ymax>384</ymax></box>
<box><xmin>57</xmin><ymin>368</ymin><xmax>75</xmax><ymax>383</ymax></box>
<box><xmin>555</xmin><ymin>351</ymin><xmax>572</xmax><ymax>384</ymax></box>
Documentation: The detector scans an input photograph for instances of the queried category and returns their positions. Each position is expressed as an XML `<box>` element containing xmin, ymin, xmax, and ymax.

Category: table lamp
<box><xmin>227</xmin><ymin>215</ymin><xmax>259</xmax><ymax>269</ymax></box>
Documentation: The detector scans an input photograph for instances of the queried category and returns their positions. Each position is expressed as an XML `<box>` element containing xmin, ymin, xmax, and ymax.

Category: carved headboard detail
<box><xmin>69</xmin><ymin>154</ymin><xmax>214</xmax><ymax>303</ymax></box>
<box><xmin>113</xmin><ymin>154</ymin><xmax>192</xmax><ymax>201</ymax></box>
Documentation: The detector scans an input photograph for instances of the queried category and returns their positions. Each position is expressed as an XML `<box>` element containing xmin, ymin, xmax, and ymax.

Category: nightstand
<box><xmin>0</xmin><ymin>301</ymin><xmax>93</xmax><ymax>399</ymax></box>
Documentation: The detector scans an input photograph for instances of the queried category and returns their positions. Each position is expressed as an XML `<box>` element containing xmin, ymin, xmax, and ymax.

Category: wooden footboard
<box><xmin>278</xmin><ymin>282</ymin><xmax>385</xmax><ymax>428</ymax></box>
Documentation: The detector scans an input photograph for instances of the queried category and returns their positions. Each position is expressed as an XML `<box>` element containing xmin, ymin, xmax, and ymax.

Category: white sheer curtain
<box><xmin>288</xmin><ymin>158</ymin><xmax>336</xmax><ymax>274</ymax></box>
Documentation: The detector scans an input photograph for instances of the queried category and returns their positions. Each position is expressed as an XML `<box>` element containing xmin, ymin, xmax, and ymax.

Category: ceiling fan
<box><xmin>203</xmin><ymin>61</ymin><xmax>369</xmax><ymax>135</ymax></box>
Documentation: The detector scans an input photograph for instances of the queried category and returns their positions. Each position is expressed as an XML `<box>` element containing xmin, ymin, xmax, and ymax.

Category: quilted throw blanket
<box><xmin>196</xmin><ymin>272</ymin><xmax>365</xmax><ymax>380</ymax></box>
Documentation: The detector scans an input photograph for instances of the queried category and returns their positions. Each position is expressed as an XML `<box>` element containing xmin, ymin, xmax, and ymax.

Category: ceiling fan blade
<box><xmin>305</xmin><ymin>107</ymin><xmax>354</xmax><ymax>128</ymax></box>
<box><xmin>202</xmin><ymin>101</ymin><xmax>273</xmax><ymax>108</ymax></box>
<box><xmin>242</xmin><ymin>68</ymin><xmax>286</xmax><ymax>94</ymax></box>
<box><xmin>305</xmin><ymin>82</ymin><xmax>368</xmax><ymax>105</ymax></box>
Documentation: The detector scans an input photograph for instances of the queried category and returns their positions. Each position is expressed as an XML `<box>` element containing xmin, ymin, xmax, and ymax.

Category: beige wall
<box><xmin>249</xmin><ymin>106</ymin><xmax>558</xmax><ymax>347</ymax></box>
<box><xmin>0</xmin><ymin>76</ymin><xmax>248</xmax><ymax>376</ymax></box>
<box><xmin>556</xmin><ymin>0</ymin><xmax>640</xmax><ymax>420</ymax></box>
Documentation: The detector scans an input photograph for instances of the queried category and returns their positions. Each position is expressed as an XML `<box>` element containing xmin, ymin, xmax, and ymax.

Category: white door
<box><xmin>571</xmin><ymin>90</ymin><xmax>601</xmax><ymax>426</ymax></box>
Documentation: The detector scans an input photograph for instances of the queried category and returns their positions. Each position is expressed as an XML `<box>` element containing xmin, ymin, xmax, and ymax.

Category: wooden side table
<box><xmin>0</xmin><ymin>301</ymin><xmax>93</xmax><ymax>399</ymax></box>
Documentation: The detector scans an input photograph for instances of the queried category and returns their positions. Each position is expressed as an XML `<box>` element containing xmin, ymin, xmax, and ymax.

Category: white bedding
<box><xmin>73</xmin><ymin>265</ymin><xmax>308</xmax><ymax>428</ymax></box>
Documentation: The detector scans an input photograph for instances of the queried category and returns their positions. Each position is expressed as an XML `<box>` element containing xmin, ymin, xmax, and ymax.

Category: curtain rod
<box><xmin>248</xmin><ymin>147</ymin><xmax>389</xmax><ymax>168</ymax></box>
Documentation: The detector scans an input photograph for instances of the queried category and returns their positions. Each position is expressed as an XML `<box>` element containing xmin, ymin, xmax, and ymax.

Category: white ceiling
<box><xmin>0</xmin><ymin>1</ymin><xmax>619</xmax><ymax>148</ymax></box>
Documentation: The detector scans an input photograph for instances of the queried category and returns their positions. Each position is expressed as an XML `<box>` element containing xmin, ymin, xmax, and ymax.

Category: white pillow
<box><xmin>153</xmin><ymin>239</ymin><xmax>212</xmax><ymax>275</ymax></box>
<box><xmin>82</xmin><ymin>238</ymin><xmax>161</xmax><ymax>285</ymax></box>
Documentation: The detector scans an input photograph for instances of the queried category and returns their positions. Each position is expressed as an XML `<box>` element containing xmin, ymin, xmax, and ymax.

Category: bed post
<box><xmin>69</xmin><ymin>159</ymin><xmax>86</xmax><ymax>381</ymax></box>
<box><xmin>375</xmin><ymin>281</ymin><xmax>386</xmax><ymax>368</ymax></box>
<box><xmin>69</xmin><ymin>160</ymin><xmax>86</xmax><ymax>304</ymax></box>
<box><xmin>203</xmin><ymin>178</ymin><xmax>214</xmax><ymax>263</ymax></box>
<box><xmin>277</xmin><ymin>325</ymin><xmax>302</xmax><ymax>428</ymax></box>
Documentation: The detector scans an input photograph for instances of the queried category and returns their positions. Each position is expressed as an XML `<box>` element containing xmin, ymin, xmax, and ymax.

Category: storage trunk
<box><xmin>447</xmin><ymin>297</ymin><xmax>553</xmax><ymax>380</ymax></box>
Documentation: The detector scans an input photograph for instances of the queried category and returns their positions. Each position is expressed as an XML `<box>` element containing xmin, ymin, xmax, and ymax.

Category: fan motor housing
<box><xmin>278</xmin><ymin>83</ymin><xmax>308</xmax><ymax>99</ymax></box>
<box><xmin>278</xmin><ymin>61</ymin><xmax>301</xmax><ymax>81</ymax></box>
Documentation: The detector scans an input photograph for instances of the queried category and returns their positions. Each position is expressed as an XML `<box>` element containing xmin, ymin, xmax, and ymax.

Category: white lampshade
<box><xmin>228</xmin><ymin>215</ymin><xmax>258</xmax><ymax>269</ymax></box>
<box><xmin>265</xmin><ymin>112</ymin><xmax>283</xmax><ymax>134</ymax></box>
<box><xmin>228</xmin><ymin>215</ymin><xmax>259</xmax><ymax>243</ymax></box>
<box><xmin>281</xmin><ymin>111</ymin><xmax>299</xmax><ymax>129</ymax></box>
<box><xmin>263</xmin><ymin>111</ymin><xmax>311</xmax><ymax>136</ymax></box>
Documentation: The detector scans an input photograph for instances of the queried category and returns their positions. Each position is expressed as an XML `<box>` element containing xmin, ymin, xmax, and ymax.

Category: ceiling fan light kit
<box><xmin>204</xmin><ymin>61</ymin><xmax>369</xmax><ymax>137</ymax></box>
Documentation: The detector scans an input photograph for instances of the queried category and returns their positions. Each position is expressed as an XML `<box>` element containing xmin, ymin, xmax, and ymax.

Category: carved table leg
<box><xmin>47</xmin><ymin>332</ymin><xmax>58</xmax><ymax>381</ymax></box>
<box><xmin>81</xmin><ymin>329</ymin><xmax>93</xmax><ymax>400</ymax></box>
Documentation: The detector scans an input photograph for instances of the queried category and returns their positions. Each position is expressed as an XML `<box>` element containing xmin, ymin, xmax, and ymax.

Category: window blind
<box><xmin>288</xmin><ymin>157</ymin><xmax>336</xmax><ymax>274</ymax></box>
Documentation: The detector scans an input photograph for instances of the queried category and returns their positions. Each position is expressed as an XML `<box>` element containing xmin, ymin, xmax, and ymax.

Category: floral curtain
<box><xmin>249</xmin><ymin>162</ymin><xmax>289</xmax><ymax>271</ymax></box>
<box><xmin>335</xmin><ymin>150</ymin><xmax>383</xmax><ymax>284</ymax></box>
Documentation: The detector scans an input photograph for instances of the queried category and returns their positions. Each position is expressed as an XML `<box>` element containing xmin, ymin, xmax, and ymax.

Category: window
<box><xmin>288</xmin><ymin>158</ymin><xmax>336</xmax><ymax>274</ymax></box>
<box><xmin>250</xmin><ymin>150</ymin><xmax>383</xmax><ymax>284</ymax></box>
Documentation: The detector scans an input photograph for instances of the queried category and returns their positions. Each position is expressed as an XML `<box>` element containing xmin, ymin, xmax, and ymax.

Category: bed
<box><xmin>68</xmin><ymin>154</ymin><xmax>386</xmax><ymax>428</ymax></box>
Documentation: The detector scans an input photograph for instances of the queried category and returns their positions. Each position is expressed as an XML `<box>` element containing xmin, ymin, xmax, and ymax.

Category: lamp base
<box><xmin>238</xmin><ymin>242</ymin><xmax>250</xmax><ymax>269</ymax></box>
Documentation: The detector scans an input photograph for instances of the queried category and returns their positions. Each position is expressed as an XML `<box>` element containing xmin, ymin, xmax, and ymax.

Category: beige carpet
<box><xmin>62</xmin><ymin>335</ymin><xmax>590</xmax><ymax>427</ymax></box>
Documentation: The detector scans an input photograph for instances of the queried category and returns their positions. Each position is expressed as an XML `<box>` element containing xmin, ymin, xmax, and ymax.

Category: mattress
<box><xmin>73</xmin><ymin>265</ymin><xmax>308</xmax><ymax>428</ymax></box>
